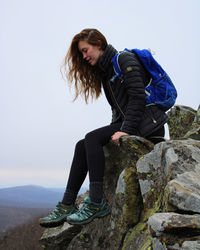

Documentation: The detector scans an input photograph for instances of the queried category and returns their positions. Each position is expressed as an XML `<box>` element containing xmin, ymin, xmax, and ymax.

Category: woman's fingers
<box><xmin>111</xmin><ymin>131</ymin><xmax>128</xmax><ymax>145</ymax></box>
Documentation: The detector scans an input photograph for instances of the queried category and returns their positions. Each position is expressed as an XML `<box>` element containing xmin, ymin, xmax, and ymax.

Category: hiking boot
<box><xmin>39</xmin><ymin>202</ymin><xmax>78</xmax><ymax>227</ymax></box>
<box><xmin>67</xmin><ymin>196</ymin><xmax>110</xmax><ymax>225</ymax></box>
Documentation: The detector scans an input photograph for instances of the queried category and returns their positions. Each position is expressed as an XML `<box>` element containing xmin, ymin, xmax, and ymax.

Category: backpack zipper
<box><xmin>109</xmin><ymin>81</ymin><xmax>125</xmax><ymax>118</ymax></box>
<box><xmin>148</xmin><ymin>107</ymin><xmax>157</xmax><ymax>123</ymax></box>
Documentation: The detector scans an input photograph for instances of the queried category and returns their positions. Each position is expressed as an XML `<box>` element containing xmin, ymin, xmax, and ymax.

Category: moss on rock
<box><xmin>168</xmin><ymin>105</ymin><xmax>196</xmax><ymax>139</ymax></box>
<box><xmin>123</xmin><ymin>168</ymin><xmax>143</xmax><ymax>226</ymax></box>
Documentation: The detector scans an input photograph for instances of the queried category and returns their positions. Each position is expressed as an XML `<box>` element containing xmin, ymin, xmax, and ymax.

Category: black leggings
<box><xmin>63</xmin><ymin>122</ymin><xmax>164</xmax><ymax>203</ymax></box>
<box><xmin>66</xmin><ymin>122</ymin><xmax>122</xmax><ymax>193</ymax></box>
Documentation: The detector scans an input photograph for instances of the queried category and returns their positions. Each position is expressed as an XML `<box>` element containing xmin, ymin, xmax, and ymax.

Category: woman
<box><xmin>39</xmin><ymin>28</ymin><xmax>168</xmax><ymax>227</ymax></box>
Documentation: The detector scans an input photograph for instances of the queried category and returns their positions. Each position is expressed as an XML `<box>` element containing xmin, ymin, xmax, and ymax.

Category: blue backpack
<box><xmin>112</xmin><ymin>48</ymin><xmax>177</xmax><ymax>111</ymax></box>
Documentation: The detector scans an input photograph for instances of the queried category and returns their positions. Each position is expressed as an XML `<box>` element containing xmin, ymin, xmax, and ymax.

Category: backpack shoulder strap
<box><xmin>128</xmin><ymin>49</ymin><xmax>166</xmax><ymax>82</ymax></box>
<box><xmin>112</xmin><ymin>49</ymin><xmax>146</xmax><ymax>79</ymax></box>
<box><xmin>112</xmin><ymin>51</ymin><xmax>124</xmax><ymax>79</ymax></box>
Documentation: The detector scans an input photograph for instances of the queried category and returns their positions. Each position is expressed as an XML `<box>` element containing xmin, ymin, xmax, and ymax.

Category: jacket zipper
<box><xmin>152</xmin><ymin>118</ymin><xmax>157</xmax><ymax>123</ymax></box>
<box><xmin>109</xmin><ymin>80</ymin><xmax>157</xmax><ymax>124</ymax></box>
<box><xmin>109</xmin><ymin>81</ymin><xmax>125</xmax><ymax>118</ymax></box>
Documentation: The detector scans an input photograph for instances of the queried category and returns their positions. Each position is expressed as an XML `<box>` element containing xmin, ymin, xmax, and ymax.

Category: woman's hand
<box><xmin>111</xmin><ymin>131</ymin><xmax>129</xmax><ymax>146</ymax></box>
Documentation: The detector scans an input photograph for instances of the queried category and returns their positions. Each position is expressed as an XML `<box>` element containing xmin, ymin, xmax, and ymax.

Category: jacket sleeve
<box><xmin>118</xmin><ymin>52</ymin><xmax>146</xmax><ymax>135</ymax></box>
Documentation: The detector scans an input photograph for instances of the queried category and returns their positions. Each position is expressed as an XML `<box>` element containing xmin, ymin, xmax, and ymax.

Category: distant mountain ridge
<box><xmin>0</xmin><ymin>185</ymin><xmax>87</xmax><ymax>236</ymax></box>
<box><xmin>0</xmin><ymin>185</ymin><xmax>87</xmax><ymax>208</ymax></box>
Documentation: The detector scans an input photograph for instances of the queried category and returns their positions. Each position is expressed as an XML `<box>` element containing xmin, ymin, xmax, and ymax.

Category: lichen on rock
<box><xmin>167</xmin><ymin>105</ymin><xmax>196</xmax><ymax>139</ymax></box>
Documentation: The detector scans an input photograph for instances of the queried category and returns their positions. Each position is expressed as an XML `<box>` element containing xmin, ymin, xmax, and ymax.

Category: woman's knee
<box><xmin>85</xmin><ymin>128</ymin><xmax>111</xmax><ymax>147</ymax></box>
<box><xmin>85</xmin><ymin>131</ymin><xmax>94</xmax><ymax>141</ymax></box>
<box><xmin>74</xmin><ymin>139</ymin><xmax>85</xmax><ymax>153</ymax></box>
<box><xmin>85</xmin><ymin>130</ymin><xmax>100</xmax><ymax>146</ymax></box>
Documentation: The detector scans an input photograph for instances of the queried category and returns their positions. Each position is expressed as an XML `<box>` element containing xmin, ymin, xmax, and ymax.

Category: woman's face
<box><xmin>78</xmin><ymin>39</ymin><xmax>104</xmax><ymax>66</ymax></box>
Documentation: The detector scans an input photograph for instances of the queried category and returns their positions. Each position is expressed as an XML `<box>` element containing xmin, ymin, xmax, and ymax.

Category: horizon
<box><xmin>0</xmin><ymin>184</ymin><xmax>88</xmax><ymax>191</ymax></box>
<box><xmin>0</xmin><ymin>184</ymin><xmax>66</xmax><ymax>189</ymax></box>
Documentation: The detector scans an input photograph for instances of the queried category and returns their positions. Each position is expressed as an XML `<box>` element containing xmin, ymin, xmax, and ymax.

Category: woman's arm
<box><xmin>117</xmin><ymin>52</ymin><xmax>146</xmax><ymax>135</ymax></box>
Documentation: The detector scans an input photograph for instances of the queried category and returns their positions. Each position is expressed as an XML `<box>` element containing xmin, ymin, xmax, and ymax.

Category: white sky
<box><xmin>1</xmin><ymin>0</ymin><xmax>200</xmax><ymax>188</ymax></box>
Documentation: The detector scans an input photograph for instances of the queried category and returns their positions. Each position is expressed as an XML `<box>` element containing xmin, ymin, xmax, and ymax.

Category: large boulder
<box><xmin>167</xmin><ymin>105</ymin><xmax>196</xmax><ymax>139</ymax></box>
<box><xmin>137</xmin><ymin>138</ymin><xmax>200</xmax><ymax>217</ymax></box>
<box><xmin>122</xmin><ymin>138</ymin><xmax>200</xmax><ymax>250</ymax></box>
<box><xmin>168</xmin><ymin>104</ymin><xmax>200</xmax><ymax>140</ymax></box>
<box><xmin>148</xmin><ymin>213</ymin><xmax>200</xmax><ymax>236</ymax></box>
<box><xmin>184</xmin><ymin>105</ymin><xmax>200</xmax><ymax>140</ymax></box>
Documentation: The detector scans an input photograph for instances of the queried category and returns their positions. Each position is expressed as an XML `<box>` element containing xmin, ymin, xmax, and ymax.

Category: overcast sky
<box><xmin>1</xmin><ymin>0</ymin><xmax>199</xmax><ymax>189</ymax></box>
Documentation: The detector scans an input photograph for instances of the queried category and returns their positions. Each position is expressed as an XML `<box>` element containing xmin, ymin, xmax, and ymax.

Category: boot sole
<box><xmin>39</xmin><ymin>217</ymin><xmax>66</xmax><ymax>228</ymax></box>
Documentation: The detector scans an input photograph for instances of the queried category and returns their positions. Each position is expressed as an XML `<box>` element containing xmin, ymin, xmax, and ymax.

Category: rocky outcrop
<box><xmin>168</xmin><ymin>104</ymin><xmax>200</xmax><ymax>140</ymax></box>
<box><xmin>40</xmin><ymin>105</ymin><xmax>200</xmax><ymax>250</ymax></box>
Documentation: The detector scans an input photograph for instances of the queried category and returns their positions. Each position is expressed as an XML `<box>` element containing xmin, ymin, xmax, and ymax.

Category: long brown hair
<box><xmin>62</xmin><ymin>29</ymin><xmax>108</xmax><ymax>103</ymax></box>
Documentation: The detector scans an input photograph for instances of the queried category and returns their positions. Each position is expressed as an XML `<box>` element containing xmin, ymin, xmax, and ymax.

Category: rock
<box><xmin>194</xmin><ymin>105</ymin><xmax>200</xmax><ymax>124</ymax></box>
<box><xmin>181</xmin><ymin>240</ymin><xmax>200</xmax><ymax>250</ymax></box>
<box><xmin>184</xmin><ymin>105</ymin><xmax>200</xmax><ymax>140</ymax></box>
<box><xmin>167</xmin><ymin>104</ymin><xmax>200</xmax><ymax>141</ymax></box>
<box><xmin>167</xmin><ymin>105</ymin><xmax>196</xmax><ymax>139</ymax></box>
<box><xmin>136</xmin><ymin>138</ymin><xmax>200</xmax><ymax>220</ymax></box>
<box><xmin>67</xmin><ymin>216</ymin><xmax>112</xmax><ymax>250</ymax></box>
<box><xmin>40</xmin><ymin>223</ymin><xmax>82</xmax><ymax>250</ymax></box>
<box><xmin>136</xmin><ymin>140</ymin><xmax>177</xmax><ymax>218</ymax></box>
<box><xmin>167</xmin><ymin>243</ymin><xmax>181</xmax><ymax>249</ymax></box>
<box><xmin>168</xmin><ymin>171</ymin><xmax>200</xmax><ymax>213</ymax></box>
<box><xmin>121</xmin><ymin>222</ymin><xmax>152</xmax><ymax>250</ymax></box>
<box><xmin>115</xmin><ymin>169</ymin><xmax>126</xmax><ymax>194</ymax></box>
<box><xmin>148</xmin><ymin>212</ymin><xmax>200</xmax><ymax>236</ymax></box>
<box><xmin>184</xmin><ymin>125</ymin><xmax>200</xmax><ymax>140</ymax></box>
<box><xmin>152</xmin><ymin>238</ymin><xmax>167</xmax><ymax>250</ymax></box>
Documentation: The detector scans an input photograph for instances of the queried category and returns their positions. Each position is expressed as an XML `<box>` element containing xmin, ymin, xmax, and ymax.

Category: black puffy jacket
<box><xmin>98</xmin><ymin>44</ymin><xmax>168</xmax><ymax>137</ymax></box>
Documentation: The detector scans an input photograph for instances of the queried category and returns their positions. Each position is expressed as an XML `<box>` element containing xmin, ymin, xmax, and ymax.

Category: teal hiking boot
<box><xmin>67</xmin><ymin>196</ymin><xmax>110</xmax><ymax>225</ymax></box>
<box><xmin>39</xmin><ymin>202</ymin><xmax>78</xmax><ymax>227</ymax></box>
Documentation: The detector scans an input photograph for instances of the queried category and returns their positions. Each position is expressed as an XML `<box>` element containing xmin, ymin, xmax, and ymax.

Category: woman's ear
<box><xmin>97</xmin><ymin>40</ymin><xmax>102</xmax><ymax>49</ymax></box>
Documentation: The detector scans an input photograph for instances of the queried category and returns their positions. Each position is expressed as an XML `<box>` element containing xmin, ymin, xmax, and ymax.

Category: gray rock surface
<box><xmin>148</xmin><ymin>213</ymin><xmax>200</xmax><ymax>236</ymax></box>
<box><xmin>152</xmin><ymin>238</ymin><xmax>167</xmax><ymax>250</ymax></box>
<box><xmin>184</xmin><ymin>105</ymin><xmax>200</xmax><ymax>140</ymax></box>
<box><xmin>168</xmin><ymin>171</ymin><xmax>200</xmax><ymax>213</ymax></box>
<box><xmin>115</xmin><ymin>169</ymin><xmax>125</xmax><ymax>194</ymax></box>
<box><xmin>181</xmin><ymin>240</ymin><xmax>200</xmax><ymax>250</ymax></box>
<box><xmin>136</xmin><ymin>138</ymin><xmax>200</xmax><ymax>219</ymax></box>
<box><xmin>40</xmin><ymin>223</ymin><xmax>82</xmax><ymax>250</ymax></box>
